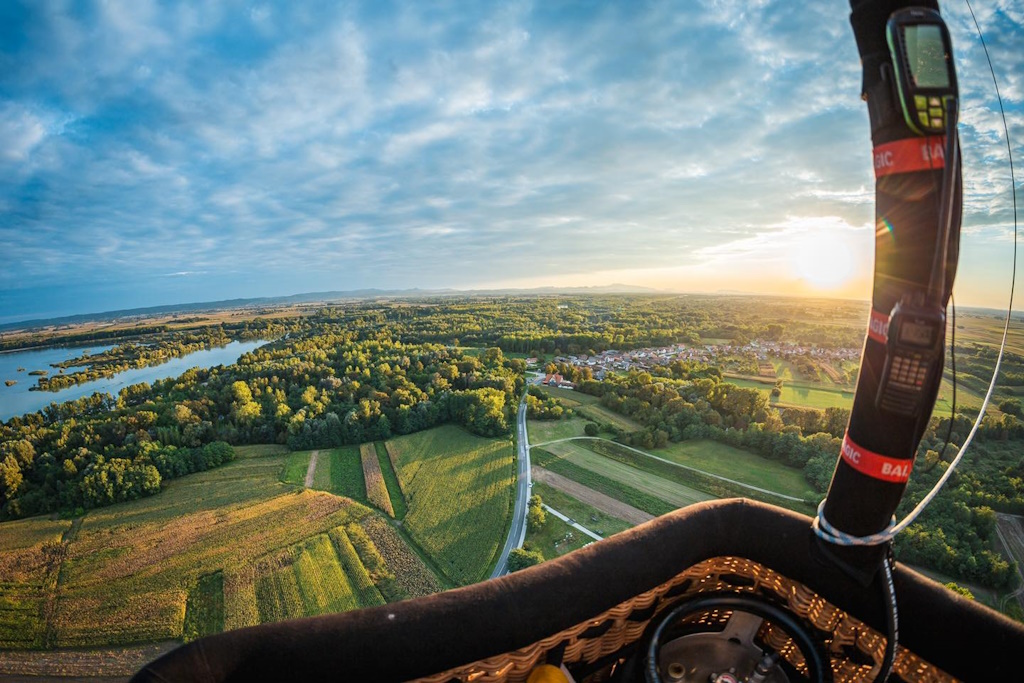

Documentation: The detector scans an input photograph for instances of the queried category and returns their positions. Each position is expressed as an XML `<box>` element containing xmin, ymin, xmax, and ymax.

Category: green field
<box><xmin>531</xmin><ymin>481</ymin><xmax>633</xmax><ymax>539</ymax></box>
<box><xmin>528</xmin><ymin>416</ymin><xmax>592</xmax><ymax>444</ymax></box>
<box><xmin>327</xmin><ymin>446</ymin><xmax>366</xmax><ymax>499</ymax></box>
<box><xmin>536</xmin><ymin>385</ymin><xmax>600</xmax><ymax>405</ymax></box>
<box><xmin>575</xmin><ymin>403</ymin><xmax>643</xmax><ymax>432</ymax></box>
<box><xmin>541</xmin><ymin>441</ymin><xmax>713</xmax><ymax>510</ymax></box>
<box><xmin>374</xmin><ymin>442</ymin><xmax>407</xmax><ymax>519</ymax></box>
<box><xmin>652</xmin><ymin>440</ymin><xmax>815</xmax><ymax>501</ymax></box>
<box><xmin>0</xmin><ymin>444</ymin><xmax>404</xmax><ymax>648</ymax></box>
<box><xmin>252</xmin><ymin>533</ymin><xmax>366</xmax><ymax>623</ymax></box>
<box><xmin>385</xmin><ymin>424</ymin><xmax>515</xmax><ymax>585</ymax></box>
<box><xmin>523</xmin><ymin>511</ymin><xmax>591</xmax><ymax>561</ymax></box>
<box><xmin>281</xmin><ymin>450</ymin><xmax>313</xmax><ymax>485</ymax></box>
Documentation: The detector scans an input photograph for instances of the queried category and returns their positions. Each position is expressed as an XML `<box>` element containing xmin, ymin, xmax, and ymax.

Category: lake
<box><xmin>0</xmin><ymin>340</ymin><xmax>269</xmax><ymax>422</ymax></box>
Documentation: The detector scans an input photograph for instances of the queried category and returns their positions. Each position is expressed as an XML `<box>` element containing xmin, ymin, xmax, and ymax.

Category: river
<box><xmin>0</xmin><ymin>340</ymin><xmax>269</xmax><ymax>422</ymax></box>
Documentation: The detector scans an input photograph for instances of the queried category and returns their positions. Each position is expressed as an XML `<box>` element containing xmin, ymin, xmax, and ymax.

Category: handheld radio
<box><xmin>876</xmin><ymin>297</ymin><xmax>946</xmax><ymax>416</ymax></box>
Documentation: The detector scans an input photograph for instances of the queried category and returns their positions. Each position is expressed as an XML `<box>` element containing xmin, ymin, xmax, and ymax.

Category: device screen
<box><xmin>903</xmin><ymin>25</ymin><xmax>950</xmax><ymax>88</ymax></box>
<box><xmin>898</xmin><ymin>320</ymin><xmax>936</xmax><ymax>347</ymax></box>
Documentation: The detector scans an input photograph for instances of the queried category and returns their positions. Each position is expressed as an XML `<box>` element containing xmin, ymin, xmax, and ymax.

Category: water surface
<box><xmin>1</xmin><ymin>340</ymin><xmax>267</xmax><ymax>422</ymax></box>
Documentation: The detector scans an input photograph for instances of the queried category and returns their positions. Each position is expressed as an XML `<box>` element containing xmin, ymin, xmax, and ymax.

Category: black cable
<box><xmin>935</xmin><ymin>296</ymin><xmax>957</xmax><ymax>469</ymax></box>
<box><xmin>875</xmin><ymin>549</ymin><xmax>899</xmax><ymax>683</ymax></box>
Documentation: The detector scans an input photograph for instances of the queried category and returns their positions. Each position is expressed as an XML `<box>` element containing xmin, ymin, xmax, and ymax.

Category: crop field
<box><xmin>360</xmin><ymin>443</ymin><xmax>395</xmax><ymax>517</ymax></box>
<box><xmin>251</xmin><ymin>533</ymin><xmax>364</xmax><ymax>623</ymax></box>
<box><xmin>0</xmin><ymin>641</ymin><xmax>179</xmax><ymax>679</ymax></box>
<box><xmin>543</xmin><ymin>441</ymin><xmax>715</xmax><ymax>510</ymax></box>
<box><xmin>283</xmin><ymin>446</ymin><xmax>367</xmax><ymax>500</ymax></box>
<box><xmin>374</xmin><ymin>442</ymin><xmax>407</xmax><ymax>519</ymax></box>
<box><xmin>584</xmin><ymin>439</ymin><xmax>814</xmax><ymax>514</ymax></box>
<box><xmin>954</xmin><ymin>312</ymin><xmax>1024</xmax><ymax>356</ymax></box>
<box><xmin>531</xmin><ymin>481</ymin><xmax>634</xmax><ymax>538</ymax></box>
<box><xmin>528</xmin><ymin>416</ymin><xmax>592</xmax><ymax>443</ymax></box>
<box><xmin>182</xmin><ymin>571</ymin><xmax>223</xmax><ymax>642</ymax></box>
<box><xmin>359</xmin><ymin>516</ymin><xmax>445</xmax><ymax>598</ymax></box>
<box><xmin>0</xmin><ymin>444</ymin><xmax>384</xmax><ymax>648</ymax></box>
<box><xmin>653</xmin><ymin>440</ymin><xmax>815</xmax><ymax>500</ymax></box>
<box><xmin>532</xmin><ymin>449</ymin><xmax>673</xmax><ymax>517</ymax></box>
<box><xmin>532</xmin><ymin>468</ymin><xmax>654</xmax><ymax>526</ymax></box>
<box><xmin>575</xmin><ymin>404</ymin><xmax>643</xmax><ymax>432</ymax></box>
<box><xmin>328</xmin><ymin>526</ymin><xmax>386</xmax><ymax>607</ymax></box>
<box><xmin>385</xmin><ymin>424</ymin><xmax>514</xmax><ymax>585</ymax></box>
<box><xmin>0</xmin><ymin>515</ymin><xmax>71</xmax><ymax>646</ymax></box>
<box><xmin>327</xmin><ymin>445</ymin><xmax>366</xmax><ymax>499</ymax></box>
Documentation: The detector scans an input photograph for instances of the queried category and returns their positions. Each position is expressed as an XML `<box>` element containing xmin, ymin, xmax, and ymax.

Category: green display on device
<box><xmin>886</xmin><ymin>8</ymin><xmax>958</xmax><ymax>136</ymax></box>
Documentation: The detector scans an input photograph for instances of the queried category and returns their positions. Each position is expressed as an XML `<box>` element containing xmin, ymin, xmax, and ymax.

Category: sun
<box><xmin>790</xmin><ymin>230</ymin><xmax>856</xmax><ymax>290</ymax></box>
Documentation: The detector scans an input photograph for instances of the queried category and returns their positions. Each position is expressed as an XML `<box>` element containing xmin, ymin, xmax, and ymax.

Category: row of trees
<box><xmin>566</xmin><ymin>369</ymin><xmax>1020</xmax><ymax>589</ymax></box>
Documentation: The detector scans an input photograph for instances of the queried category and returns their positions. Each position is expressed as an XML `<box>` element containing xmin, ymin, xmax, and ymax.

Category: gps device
<box><xmin>876</xmin><ymin>299</ymin><xmax>946</xmax><ymax>417</ymax></box>
<box><xmin>886</xmin><ymin>8</ymin><xmax>958</xmax><ymax>136</ymax></box>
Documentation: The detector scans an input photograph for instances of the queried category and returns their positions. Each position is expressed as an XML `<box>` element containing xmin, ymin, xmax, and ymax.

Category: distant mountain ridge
<box><xmin>0</xmin><ymin>284</ymin><xmax>660</xmax><ymax>332</ymax></box>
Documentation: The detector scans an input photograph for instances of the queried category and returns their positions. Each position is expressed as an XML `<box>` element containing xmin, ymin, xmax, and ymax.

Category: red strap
<box><xmin>873</xmin><ymin>136</ymin><xmax>946</xmax><ymax>177</ymax></box>
<box><xmin>868</xmin><ymin>308</ymin><xmax>889</xmax><ymax>344</ymax></box>
<box><xmin>841</xmin><ymin>432</ymin><xmax>913</xmax><ymax>483</ymax></box>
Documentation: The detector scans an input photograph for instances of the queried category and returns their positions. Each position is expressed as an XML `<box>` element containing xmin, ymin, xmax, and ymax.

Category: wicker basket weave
<box><xmin>411</xmin><ymin>556</ymin><xmax>956</xmax><ymax>683</ymax></box>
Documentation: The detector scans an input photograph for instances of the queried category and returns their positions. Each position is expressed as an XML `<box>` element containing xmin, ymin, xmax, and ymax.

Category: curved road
<box><xmin>490</xmin><ymin>395</ymin><xmax>531</xmax><ymax>578</ymax></box>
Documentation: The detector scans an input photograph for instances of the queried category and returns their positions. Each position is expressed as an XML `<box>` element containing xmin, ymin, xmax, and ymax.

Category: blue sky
<box><xmin>1</xmin><ymin>1</ymin><xmax>1021</xmax><ymax>324</ymax></box>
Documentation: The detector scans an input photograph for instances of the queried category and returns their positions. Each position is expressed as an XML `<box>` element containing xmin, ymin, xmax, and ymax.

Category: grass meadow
<box><xmin>652</xmin><ymin>439</ymin><xmax>816</xmax><ymax>501</ymax></box>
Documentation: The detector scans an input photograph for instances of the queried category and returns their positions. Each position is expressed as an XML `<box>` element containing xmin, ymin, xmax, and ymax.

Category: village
<box><xmin>530</xmin><ymin>339</ymin><xmax>862</xmax><ymax>389</ymax></box>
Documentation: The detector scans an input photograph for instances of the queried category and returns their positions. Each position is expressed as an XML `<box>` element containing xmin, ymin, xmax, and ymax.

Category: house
<box><xmin>543</xmin><ymin>373</ymin><xmax>575</xmax><ymax>389</ymax></box>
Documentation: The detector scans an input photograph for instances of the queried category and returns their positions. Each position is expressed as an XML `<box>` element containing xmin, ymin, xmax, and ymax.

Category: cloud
<box><xmin>1</xmin><ymin>0</ymin><xmax>1021</xmax><ymax>319</ymax></box>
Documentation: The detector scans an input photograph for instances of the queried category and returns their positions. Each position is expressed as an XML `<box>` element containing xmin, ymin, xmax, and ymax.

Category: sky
<box><xmin>1</xmin><ymin>1</ymin><xmax>1021</xmax><ymax>324</ymax></box>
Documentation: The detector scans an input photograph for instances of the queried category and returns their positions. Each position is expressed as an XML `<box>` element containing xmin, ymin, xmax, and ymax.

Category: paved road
<box><xmin>490</xmin><ymin>394</ymin><xmax>531</xmax><ymax>578</ymax></box>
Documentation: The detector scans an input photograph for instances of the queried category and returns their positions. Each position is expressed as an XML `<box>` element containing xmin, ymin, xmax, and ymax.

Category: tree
<box><xmin>0</xmin><ymin>455</ymin><xmax>24</xmax><ymax>505</ymax></box>
<box><xmin>999</xmin><ymin>398</ymin><xmax>1023</xmax><ymax>418</ymax></box>
<box><xmin>508</xmin><ymin>548</ymin><xmax>544</xmax><ymax>572</ymax></box>
<box><xmin>944</xmin><ymin>582</ymin><xmax>974</xmax><ymax>600</ymax></box>
<box><xmin>584</xmin><ymin>422</ymin><xmax>599</xmax><ymax>437</ymax></box>
<box><xmin>527</xmin><ymin>494</ymin><xmax>546</xmax><ymax>531</ymax></box>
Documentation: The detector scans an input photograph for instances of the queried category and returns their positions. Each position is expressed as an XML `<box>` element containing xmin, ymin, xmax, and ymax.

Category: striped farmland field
<box><xmin>384</xmin><ymin>441</ymin><xmax>405</xmax><ymax>491</ymax></box>
<box><xmin>384</xmin><ymin>425</ymin><xmax>513</xmax><ymax>585</ymax></box>
<box><xmin>360</xmin><ymin>443</ymin><xmax>395</xmax><ymax>517</ymax></box>
<box><xmin>328</xmin><ymin>526</ymin><xmax>385</xmax><ymax>608</ymax></box>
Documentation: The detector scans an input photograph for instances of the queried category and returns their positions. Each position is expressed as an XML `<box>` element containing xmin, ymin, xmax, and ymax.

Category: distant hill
<box><xmin>0</xmin><ymin>284</ymin><xmax>661</xmax><ymax>332</ymax></box>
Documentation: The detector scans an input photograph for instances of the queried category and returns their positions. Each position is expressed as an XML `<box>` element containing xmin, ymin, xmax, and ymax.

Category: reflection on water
<box><xmin>1</xmin><ymin>340</ymin><xmax>268</xmax><ymax>422</ymax></box>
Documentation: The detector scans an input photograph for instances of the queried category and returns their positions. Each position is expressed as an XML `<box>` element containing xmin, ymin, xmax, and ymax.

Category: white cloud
<box><xmin>0</xmin><ymin>105</ymin><xmax>48</xmax><ymax>161</ymax></box>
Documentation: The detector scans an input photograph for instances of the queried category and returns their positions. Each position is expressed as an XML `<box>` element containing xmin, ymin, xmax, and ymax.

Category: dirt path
<box><xmin>532</xmin><ymin>466</ymin><xmax>654</xmax><ymax>526</ymax></box>
<box><xmin>304</xmin><ymin>450</ymin><xmax>320</xmax><ymax>488</ymax></box>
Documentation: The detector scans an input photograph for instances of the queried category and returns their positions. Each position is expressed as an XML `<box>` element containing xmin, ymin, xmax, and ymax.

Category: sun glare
<box><xmin>791</xmin><ymin>231</ymin><xmax>856</xmax><ymax>290</ymax></box>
